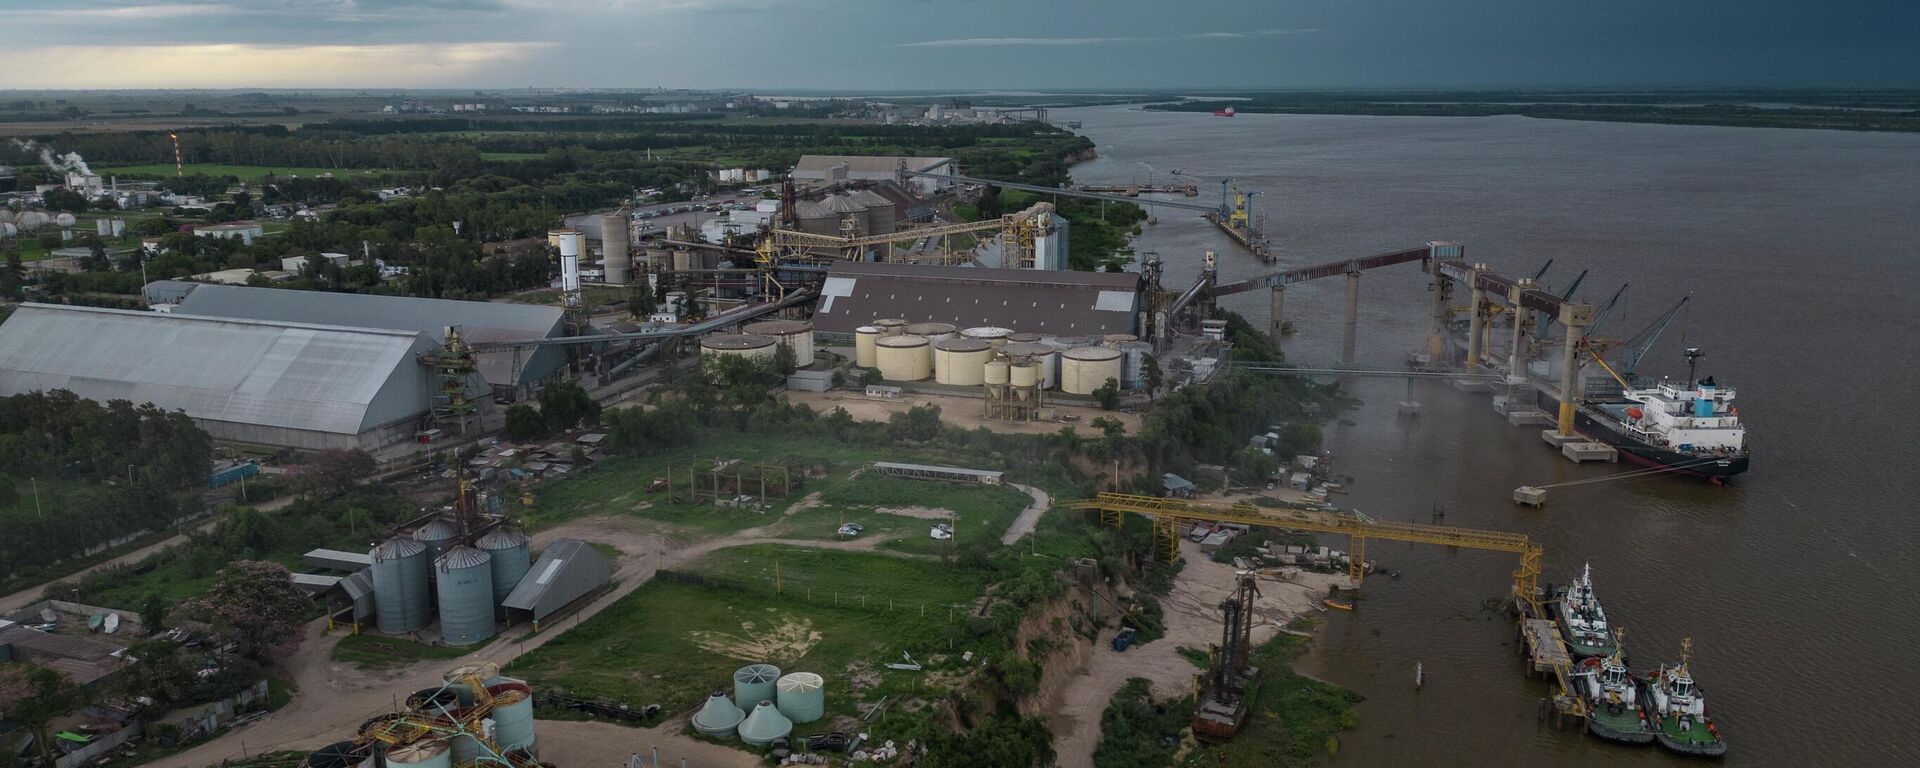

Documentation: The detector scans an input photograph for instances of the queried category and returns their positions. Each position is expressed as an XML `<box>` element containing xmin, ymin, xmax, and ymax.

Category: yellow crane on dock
<box><xmin>1064</xmin><ymin>492</ymin><xmax>1587</xmax><ymax>717</ymax></box>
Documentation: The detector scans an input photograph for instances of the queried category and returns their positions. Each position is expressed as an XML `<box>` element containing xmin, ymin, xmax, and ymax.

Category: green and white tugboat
<box><xmin>1639</xmin><ymin>638</ymin><xmax>1728</xmax><ymax>759</ymax></box>
<box><xmin>1574</xmin><ymin>628</ymin><xmax>1654</xmax><ymax>745</ymax></box>
<box><xmin>1554</xmin><ymin>563</ymin><xmax>1618</xmax><ymax>659</ymax></box>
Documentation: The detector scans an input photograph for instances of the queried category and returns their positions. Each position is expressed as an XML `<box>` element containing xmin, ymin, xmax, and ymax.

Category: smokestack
<box><xmin>602</xmin><ymin>209</ymin><xmax>631</xmax><ymax>284</ymax></box>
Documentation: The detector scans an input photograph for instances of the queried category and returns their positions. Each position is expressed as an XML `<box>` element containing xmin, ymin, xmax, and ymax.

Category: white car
<box><xmin>929</xmin><ymin>523</ymin><xmax>953</xmax><ymax>541</ymax></box>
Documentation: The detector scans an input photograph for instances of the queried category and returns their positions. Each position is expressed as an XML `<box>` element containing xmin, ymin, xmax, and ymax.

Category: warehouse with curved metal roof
<box><xmin>0</xmin><ymin>304</ymin><xmax>435</xmax><ymax>450</ymax></box>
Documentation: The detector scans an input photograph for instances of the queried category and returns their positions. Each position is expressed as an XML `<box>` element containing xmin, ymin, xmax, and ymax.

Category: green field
<box><xmin>480</xmin><ymin>152</ymin><xmax>547</xmax><ymax>161</ymax></box>
<box><xmin>778</xmin><ymin>474</ymin><xmax>1033</xmax><ymax>555</ymax></box>
<box><xmin>98</xmin><ymin>163</ymin><xmax>394</xmax><ymax>180</ymax></box>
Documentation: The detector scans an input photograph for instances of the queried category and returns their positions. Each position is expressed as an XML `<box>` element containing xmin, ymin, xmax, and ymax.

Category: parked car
<box><xmin>837</xmin><ymin>522</ymin><xmax>865</xmax><ymax>538</ymax></box>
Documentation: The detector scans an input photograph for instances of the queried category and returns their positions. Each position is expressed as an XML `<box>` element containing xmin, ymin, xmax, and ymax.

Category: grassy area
<box><xmin>776</xmin><ymin>474</ymin><xmax>1033</xmax><ymax>555</ymax></box>
<box><xmin>331</xmin><ymin>633</ymin><xmax>475</xmax><ymax>670</ymax></box>
<box><xmin>505</xmin><ymin>544</ymin><xmax>992</xmax><ymax>733</ymax></box>
<box><xmin>85</xmin><ymin>548</ymin><xmax>304</xmax><ymax>609</ymax></box>
<box><xmin>480</xmin><ymin>152</ymin><xmax>547</xmax><ymax>161</ymax></box>
<box><xmin>1186</xmin><ymin>630</ymin><xmax>1363</xmax><ymax>766</ymax></box>
<box><xmin>97</xmin><ymin>163</ymin><xmax>393</xmax><ymax>180</ymax></box>
<box><xmin>509</xmin><ymin>284</ymin><xmax>628</xmax><ymax>307</ymax></box>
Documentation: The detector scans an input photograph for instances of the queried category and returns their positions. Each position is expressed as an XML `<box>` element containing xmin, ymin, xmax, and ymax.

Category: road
<box><xmin>1000</xmin><ymin>484</ymin><xmax>1051</xmax><ymax>545</ymax></box>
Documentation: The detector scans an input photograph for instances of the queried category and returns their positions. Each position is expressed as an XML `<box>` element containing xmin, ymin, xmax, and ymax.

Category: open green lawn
<box><xmin>480</xmin><ymin>152</ymin><xmax>546</xmax><ymax>161</ymax></box>
<box><xmin>86</xmin><ymin>549</ymin><xmax>305</xmax><ymax>609</ymax></box>
<box><xmin>509</xmin><ymin>284</ymin><xmax>627</xmax><ymax>307</ymax></box>
<box><xmin>97</xmin><ymin>164</ymin><xmax>394</xmax><ymax>180</ymax></box>
<box><xmin>331</xmin><ymin>633</ymin><xmax>474</xmax><ymax>670</ymax></box>
<box><xmin>776</xmin><ymin>474</ymin><xmax>1032</xmax><ymax>555</ymax></box>
<box><xmin>505</xmin><ymin>544</ymin><xmax>989</xmax><ymax>732</ymax></box>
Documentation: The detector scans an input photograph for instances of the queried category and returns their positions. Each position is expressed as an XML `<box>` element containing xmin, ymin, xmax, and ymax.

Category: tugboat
<box><xmin>1553</xmin><ymin>564</ymin><xmax>1617</xmax><ymax>659</ymax></box>
<box><xmin>1577</xmin><ymin>348</ymin><xmax>1749</xmax><ymax>482</ymax></box>
<box><xmin>1574</xmin><ymin>628</ymin><xmax>1654</xmax><ymax>745</ymax></box>
<box><xmin>1639</xmin><ymin>638</ymin><xmax>1728</xmax><ymax>759</ymax></box>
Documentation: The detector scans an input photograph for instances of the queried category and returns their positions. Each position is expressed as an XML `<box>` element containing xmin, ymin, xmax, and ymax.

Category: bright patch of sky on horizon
<box><xmin>2</xmin><ymin>0</ymin><xmax>1912</xmax><ymax>89</ymax></box>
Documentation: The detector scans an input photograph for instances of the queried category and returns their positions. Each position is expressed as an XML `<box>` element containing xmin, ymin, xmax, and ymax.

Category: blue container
<box><xmin>207</xmin><ymin>461</ymin><xmax>259</xmax><ymax>489</ymax></box>
<box><xmin>1693</xmin><ymin>398</ymin><xmax>1713</xmax><ymax>418</ymax></box>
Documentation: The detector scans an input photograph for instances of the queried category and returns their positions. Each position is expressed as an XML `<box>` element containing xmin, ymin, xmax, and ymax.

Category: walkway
<box><xmin>1001</xmin><ymin>484</ymin><xmax>1052</xmax><ymax>545</ymax></box>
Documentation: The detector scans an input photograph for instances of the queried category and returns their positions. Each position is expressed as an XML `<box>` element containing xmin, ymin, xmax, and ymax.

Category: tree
<box><xmin>1094</xmin><ymin>377</ymin><xmax>1121</xmax><ymax>410</ymax></box>
<box><xmin>537</xmin><ymin>379</ymin><xmax>599</xmax><ymax>432</ymax></box>
<box><xmin>628</xmin><ymin>281</ymin><xmax>655</xmax><ymax>316</ymax></box>
<box><xmin>191</xmin><ymin>560</ymin><xmax>309</xmax><ymax>663</ymax></box>
<box><xmin>216</xmin><ymin>506</ymin><xmax>273</xmax><ymax>555</ymax></box>
<box><xmin>1090</xmin><ymin>416</ymin><xmax>1126</xmax><ymax>440</ymax></box>
<box><xmin>291</xmin><ymin>448</ymin><xmax>376</xmax><ymax>496</ymax></box>
<box><xmin>771</xmin><ymin>342</ymin><xmax>798</xmax><ymax>376</ymax></box>
<box><xmin>1141</xmin><ymin>353</ymin><xmax>1163</xmax><ymax>400</ymax></box>
<box><xmin>139</xmin><ymin>591</ymin><xmax>169</xmax><ymax>631</ymax></box>
<box><xmin>0</xmin><ymin>664</ymin><xmax>84</xmax><ymax>767</ymax></box>
<box><xmin>504</xmin><ymin>404</ymin><xmax>548</xmax><ymax>442</ymax></box>
<box><xmin>886</xmin><ymin>403</ymin><xmax>942</xmax><ymax>443</ymax></box>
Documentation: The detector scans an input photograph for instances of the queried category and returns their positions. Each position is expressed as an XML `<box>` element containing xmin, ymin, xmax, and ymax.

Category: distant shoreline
<box><xmin>1142</xmin><ymin>91</ymin><xmax>1920</xmax><ymax>133</ymax></box>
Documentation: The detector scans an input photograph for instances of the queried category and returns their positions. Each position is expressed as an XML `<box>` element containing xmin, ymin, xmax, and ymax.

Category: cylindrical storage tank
<box><xmin>476</xmin><ymin>529</ymin><xmax>530</xmax><ymax>607</ymax></box>
<box><xmin>485</xmin><ymin>683</ymin><xmax>537</xmax><ymax>751</ymax></box>
<box><xmin>700</xmin><ymin>333</ymin><xmax>777</xmax><ymax>366</ymax></box>
<box><xmin>1010</xmin><ymin>359</ymin><xmax>1041</xmax><ymax>389</ymax></box>
<box><xmin>1007</xmin><ymin>332</ymin><xmax>1043</xmax><ymax>344</ymax></box>
<box><xmin>601</xmin><ymin>211</ymin><xmax>631</xmax><ymax>284</ymax></box>
<box><xmin>1102</xmin><ymin>333</ymin><xmax>1140</xmax><ymax>346</ymax></box>
<box><xmin>733</xmin><ymin>664</ymin><xmax>782</xmax><ymax>711</ymax></box>
<box><xmin>441</xmin><ymin>663</ymin><xmax>503</xmax><ymax>706</ymax></box>
<box><xmin>960</xmin><ymin>326</ymin><xmax>1013</xmax><ymax>347</ymax></box>
<box><xmin>1117</xmin><ymin>341</ymin><xmax>1153</xmax><ymax>389</ymax></box>
<box><xmin>932</xmin><ymin>339</ymin><xmax>992</xmax><ymax>386</ymax></box>
<box><xmin>904</xmin><ymin>322</ymin><xmax>956</xmax><ymax>343</ymax></box>
<box><xmin>875</xmin><ymin>335</ymin><xmax>932</xmax><ymax>381</ymax></box>
<box><xmin>737</xmin><ymin>701</ymin><xmax>793</xmax><ymax>747</ymax></box>
<box><xmin>371</xmin><ymin>537</ymin><xmax>431</xmax><ymax>634</ymax></box>
<box><xmin>984</xmin><ymin>359</ymin><xmax>1011</xmax><ymax>386</ymax></box>
<box><xmin>306</xmin><ymin>741</ymin><xmax>371</xmax><ymax>768</ymax></box>
<box><xmin>875</xmin><ymin>318</ymin><xmax>908</xmax><ymax>337</ymax></box>
<box><xmin>853</xmin><ymin>326</ymin><xmax>881</xmax><ymax>368</ymax></box>
<box><xmin>407</xmin><ymin>687</ymin><xmax>461</xmax><ymax>719</ymax></box>
<box><xmin>385</xmin><ymin>739</ymin><xmax>451</xmax><ymax>768</ymax></box>
<box><xmin>1060</xmin><ymin>346</ymin><xmax>1124</xmax><ymax>395</ymax></box>
<box><xmin>775</xmin><ymin>673</ymin><xmax>825</xmax><ymax>724</ymax></box>
<box><xmin>645</xmin><ymin>248</ymin><xmax>668</xmax><ymax>271</ymax></box>
<box><xmin>435</xmin><ymin>546</ymin><xmax>496</xmax><ymax>647</ymax></box>
<box><xmin>672</xmin><ymin>250</ymin><xmax>694</xmax><ymax>272</ymax></box>
<box><xmin>551</xmin><ymin>229</ymin><xmax>583</xmax><ymax>294</ymax></box>
<box><xmin>691</xmin><ymin>690</ymin><xmax>745</xmax><ymax>738</ymax></box>
<box><xmin>1001</xmin><ymin>342</ymin><xmax>1057</xmax><ymax>389</ymax></box>
<box><xmin>744</xmin><ymin>320</ymin><xmax>815</xmax><ymax>366</ymax></box>
<box><xmin>447</xmin><ymin>733</ymin><xmax>480</xmax><ymax>767</ymax></box>
<box><xmin>411</xmin><ymin>520</ymin><xmax>455</xmax><ymax>562</ymax></box>
<box><xmin>865</xmin><ymin>198</ymin><xmax>896</xmax><ymax>237</ymax></box>
<box><xmin>1045</xmin><ymin>335</ymin><xmax>1091</xmax><ymax>351</ymax></box>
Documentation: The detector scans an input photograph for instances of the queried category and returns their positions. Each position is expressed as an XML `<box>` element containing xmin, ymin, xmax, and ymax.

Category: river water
<box><xmin>1056</xmin><ymin>105</ymin><xmax>1920</xmax><ymax>766</ymax></box>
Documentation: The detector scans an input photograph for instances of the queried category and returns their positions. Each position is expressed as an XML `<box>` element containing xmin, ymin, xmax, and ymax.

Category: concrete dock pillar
<box><xmin>1268</xmin><ymin>285</ymin><xmax>1287</xmax><ymax>348</ymax></box>
<box><xmin>1425</xmin><ymin>264</ymin><xmax>1449</xmax><ymax>360</ymax></box>
<box><xmin>1507</xmin><ymin>283</ymin><xmax>1529</xmax><ymax>382</ymax></box>
<box><xmin>1342</xmin><ymin>271</ymin><xmax>1360</xmax><ymax>365</ymax></box>
<box><xmin>1554</xmin><ymin>303</ymin><xmax>1595</xmax><ymax>435</ymax></box>
<box><xmin>1466</xmin><ymin>266</ymin><xmax>1486</xmax><ymax>367</ymax></box>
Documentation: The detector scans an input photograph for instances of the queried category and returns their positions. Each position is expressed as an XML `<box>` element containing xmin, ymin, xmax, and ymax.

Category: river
<box><xmin>1055</xmin><ymin>105</ymin><xmax>1920</xmax><ymax>766</ymax></box>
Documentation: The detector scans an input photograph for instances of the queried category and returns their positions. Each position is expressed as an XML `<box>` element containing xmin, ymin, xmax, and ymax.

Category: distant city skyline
<box><xmin>3</xmin><ymin>0</ymin><xmax>1914</xmax><ymax>90</ymax></box>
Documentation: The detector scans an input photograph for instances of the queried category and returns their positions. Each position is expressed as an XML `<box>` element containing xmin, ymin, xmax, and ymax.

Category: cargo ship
<box><xmin>1552</xmin><ymin>563</ymin><xmax>1618</xmax><ymax>659</ymax></box>
<box><xmin>1639</xmin><ymin>639</ymin><xmax>1728</xmax><ymax>759</ymax></box>
<box><xmin>1575</xmin><ymin>349</ymin><xmax>1749</xmax><ymax>482</ymax></box>
<box><xmin>1213</xmin><ymin>107</ymin><xmax>1236</xmax><ymax>117</ymax></box>
<box><xmin>1574</xmin><ymin>630</ymin><xmax>1655</xmax><ymax>745</ymax></box>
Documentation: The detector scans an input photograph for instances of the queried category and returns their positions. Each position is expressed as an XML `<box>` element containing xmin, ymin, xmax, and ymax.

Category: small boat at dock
<box><xmin>1552</xmin><ymin>563</ymin><xmax>1618</xmax><ymax>659</ymax></box>
<box><xmin>1574</xmin><ymin>629</ymin><xmax>1654</xmax><ymax>745</ymax></box>
<box><xmin>1639</xmin><ymin>638</ymin><xmax>1728</xmax><ymax>759</ymax></box>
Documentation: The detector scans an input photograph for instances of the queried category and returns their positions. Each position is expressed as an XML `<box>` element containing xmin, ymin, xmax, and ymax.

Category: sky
<box><xmin>1</xmin><ymin>0</ymin><xmax>1915</xmax><ymax>90</ymax></box>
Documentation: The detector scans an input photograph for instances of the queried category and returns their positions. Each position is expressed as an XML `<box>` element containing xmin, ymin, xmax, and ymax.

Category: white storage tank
<box><xmin>733</xmin><ymin>664</ymin><xmax>781</xmax><ymax>712</ymax></box>
<box><xmin>386</xmin><ymin>740</ymin><xmax>450</xmax><ymax>768</ymax></box>
<box><xmin>701</xmin><ymin>333</ymin><xmax>777</xmax><ymax>365</ymax></box>
<box><xmin>904</xmin><ymin>322</ymin><xmax>957</xmax><ymax>343</ymax></box>
<box><xmin>875</xmin><ymin>335</ymin><xmax>932</xmax><ymax>381</ymax></box>
<box><xmin>1010</xmin><ymin>359</ymin><xmax>1041</xmax><ymax>389</ymax></box>
<box><xmin>1102</xmin><ymin>333</ymin><xmax>1140</xmax><ymax>345</ymax></box>
<box><xmin>1061</xmin><ymin>346</ymin><xmax>1124</xmax><ymax>395</ymax></box>
<box><xmin>961</xmin><ymin>326</ymin><xmax>1013</xmax><ymax>348</ymax></box>
<box><xmin>984</xmin><ymin>359</ymin><xmax>1010</xmax><ymax>386</ymax></box>
<box><xmin>1001</xmin><ymin>342</ymin><xmax>1057</xmax><ymax>389</ymax></box>
<box><xmin>775</xmin><ymin>672</ymin><xmax>826</xmax><ymax>724</ymax></box>
<box><xmin>738</xmin><ymin>701</ymin><xmax>793</xmax><ymax>747</ymax></box>
<box><xmin>853</xmin><ymin>326</ymin><xmax>881</xmax><ymax>368</ymax></box>
<box><xmin>1007</xmin><ymin>332</ymin><xmax>1043</xmax><ymax>344</ymax></box>
<box><xmin>875</xmin><ymin>318</ymin><xmax>908</xmax><ymax>337</ymax></box>
<box><xmin>933</xmin><ymin>338</ymin><xmax>992</xmax><ymax>386</ymax></box>
<box><xmin>743</xmin><ymin>320</ymin><xmax>815</xmax><ymax>366</ymax></box>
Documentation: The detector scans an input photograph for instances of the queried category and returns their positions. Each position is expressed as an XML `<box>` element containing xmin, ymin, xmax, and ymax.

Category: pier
<box><xmin>1073</xmin><ymin>183</ymin><xmax>1200</xmax><ymax>197</ymax></box>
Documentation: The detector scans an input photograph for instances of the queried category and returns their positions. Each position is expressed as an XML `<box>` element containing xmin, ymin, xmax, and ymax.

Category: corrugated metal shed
<box><xmin>813</xmin><ymin>262</ymin><xmax>1139</xmax><ymax>336</ymax></box>
<box><xmin>303</xmin><ymin>548</ymin><xmax>374</xmax><ymax>572</ymax></box>
<box><xmin>791</xmin><ymin>155</ymin><xmax>951</xmax><ymax>175</ymax></box>
<box><xmin>329</xmin><ymin>567</ymin><xmax>376</xmax><ymax>622</ymax></box>
<box><xmin>0</xmin><ymin>304</ymin><xmax>434</xmax><ymax>446</ymax></box>
<box><xmin>164</xmin><ymin>283</ymin><xmax>567</xmax><ymax>389</ymax></box>
<box><xmin>291</xmin><ymin>572</ymin><xmax>342</xmax><ymax>594</ymax></box>
<box><xmin>501</xmin><ymin>538</ymin><xmax>610</xmax><ymax>623</ymax></box>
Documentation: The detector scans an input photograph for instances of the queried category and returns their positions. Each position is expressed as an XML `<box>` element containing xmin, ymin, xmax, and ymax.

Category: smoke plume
<box><xmin>9</xmin><ymin>138</ymin><xmax>91</xmax><ymax>176</ymax></box>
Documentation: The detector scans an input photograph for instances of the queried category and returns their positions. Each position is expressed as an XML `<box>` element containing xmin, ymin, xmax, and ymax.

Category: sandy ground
<box><xmin>536</xmin><ymin>719</ymin><xmax>760</xmax><ymax>768</ymax></box>
<box><xmin>1048</xmin><ymin>540</ymin><xmax>1346</xmax><ymax>768</ymax></box>
<box><xmin>784</xmin><ymin>390</ymin><xmax>1142</xmax><ymax>435</ymax></box>
<box><xmin>1000</xmin><ymin>484</ymin><xmax>1051</xmax><ymax>545</ymax></box>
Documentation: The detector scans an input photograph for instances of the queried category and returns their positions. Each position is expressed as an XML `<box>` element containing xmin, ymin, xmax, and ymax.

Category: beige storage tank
<box><xmin>854</xmin><ymin>326</ymin><xmax>881</xmax><ymax>368</ymax></box>
<box><xmin>1007</xmin><ymin>332</ymin><xmax>1043</xmax><ymax>344</ymax></box>
<box><xmin>875</xmin><ymin>318</ymin><xmax>908</xmax><ymax>337</ymax></box>
<box><xmin>1009</xmin><ymin>359</ymin><xmax>1041</xmax><ymax>389</ymax></box>
<box><xmin>933</xmin><ymin>338</ymin><xmax>992</xmax><ymax>386</ymax></box>
<box><xmin>1060</xmin><ymin>346</ymin><xmax>1124</xmax><ymax>395</ymax></box>
<box><xmin>1102</xmin><ymin>333</ymin><xmax>1140</xmax><ymax>345</ymax></box>
<box><xmin>961</xmin><ymin>326</ymin><xmax>1014</xmax><ymax>345</ymax></box>
<box><xmin>1001</xmin><ymin>342</ymin><xmax>1058</xmax><ymax>389</ymax></box>
<box><xmin>905</xmin><ymin>322</ymin><xmax>957</xmax><ymax>343</ymax></box>
<box><xmin>984</xmin><ymin>359</ymin><xmax>1011</xmax><ymax>386</ymax></box>
<box><xmin>875</xmin><ymin>335</ymin><xmax>932</xmax><ymax>381</ymax></box>
<box><xmin>701</xmin><ymin>333</ymin><xmax>777</xmax><ymax>365</ymax></box>
<box><xmin>744</xmin><ymin>320</ymin><xmax>815</xmax><ymax>366</ymax></box>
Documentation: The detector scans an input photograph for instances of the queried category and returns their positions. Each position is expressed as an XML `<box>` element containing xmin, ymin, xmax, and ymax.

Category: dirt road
<box><xmin>1000</xmin><ymin>484</ymin><xmax>1051</xmax><ymax>545</ymax></box>
<box><xmin>1046</xmin><ymin>540</ymin><xmax>1343</xmax><ymax>768</ymax></box>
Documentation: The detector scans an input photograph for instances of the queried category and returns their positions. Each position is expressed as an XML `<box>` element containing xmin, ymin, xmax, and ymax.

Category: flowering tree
<box><xmin>189</xmin><ymin>560</ymin><xmax>310</xmax><ymax>663</ymax></box>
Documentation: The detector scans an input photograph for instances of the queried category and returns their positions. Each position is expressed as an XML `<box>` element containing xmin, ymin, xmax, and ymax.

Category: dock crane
<box><xmin>1581</xmin><ymin>293</ymin><xmax>1689</xmax><ymax>390</ymax></box>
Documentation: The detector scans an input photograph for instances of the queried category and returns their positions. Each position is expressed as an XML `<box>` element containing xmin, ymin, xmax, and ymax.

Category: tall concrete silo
<box><xmin>371</xmin><ymin>537</ymin><xmax>431</xmax><ymax>634</ymax></box>
<box><xmin>601</xmin><ymin>210</ymin><xmax>631</xmax><ymax>285</ymax></box>
<box><xmin>435</xmin><ymin>546</ymin><xmax>496</xmax><ymax>646</ymax></box>
<box><xmin>412</xmin><ymin>519</ymin><xmax>455</xmax><ymax>561</ymax></box>
<box><xmin>476</xmin><ymin>528</ymin><xmax>531</xmax><ymax>607</ymax></box>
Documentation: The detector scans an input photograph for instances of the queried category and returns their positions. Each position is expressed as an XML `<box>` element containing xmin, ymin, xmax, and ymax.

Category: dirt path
<box><xmin>140</xmin><ymin>516</ymin><xmax>919</xmax><ymax>768</ymax></box>
<box><xmin>537</xmin><ymin>719</ymin><xmax>759</xmax><ymax>768</ymax></box>
<box><xmin>0</xmin><ymin>495</ymin><xmax>298</xmax><ymax>614</ymax></box>
<box><xmin>1000</xmin><ymin>484</ymin><xmax>1051</xmax><ymax>545</ymax></box>
<box><xmin>1047</xmin><ymin>541</ymin><xmax>1344</xmax><ymax>768</ymax></box>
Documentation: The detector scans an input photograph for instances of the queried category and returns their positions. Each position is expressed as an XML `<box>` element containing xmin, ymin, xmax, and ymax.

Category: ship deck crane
<box><xmin>1619</xmin><ymin>295</ymin><xmax>1690</xmax><ymax>376</ymax></box>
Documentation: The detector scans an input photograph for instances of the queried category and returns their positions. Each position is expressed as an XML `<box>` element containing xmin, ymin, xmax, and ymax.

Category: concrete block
<box><xmin>1513</xmin><ymin>486</ymin><xmax>1547</xmax><ymax>507</ymax></box>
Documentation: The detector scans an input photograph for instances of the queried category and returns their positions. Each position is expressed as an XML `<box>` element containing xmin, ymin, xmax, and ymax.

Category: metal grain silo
<box><xmin>774</xmin><ymin>672</ymin><xmax>825</xmax><ymax>724</ymax></box>
<box><xmin>733</xmin><ymin>664</ymin><xmax>781</xmax><ymax>710</ymax></box>
<box><xmin>385</xmin><ymin>739</ymin><xmax>451</xmax><ymax>768</ymax></box>
<box><xmin>875</xmin><ymin>335</ymin><xmax>931</xmax><ymax>381</ymax></box>
<box><xmin>691</xmin><ymin>690</ymin><xmax>745</xmax><ymax>738</ymax></box>
<box><xmin>1116</xmin><ymin>341</ymin><xmax>1153</xmax><ymax>389</ymax></box>
<box><xmin>904</xmin><ymin>322</ymin><xmax>956</xmax><ymax>343</ymax></box>
<box><xmin>933</xmin><ymin>338</ymin><xmax>991</xmax><ymax>386</ymax></box>
<box><xmin>1061</xmin><ymin>346</ymin><xmax>1124</xmax><ymax>395</ymax></box>
<box><xmin>476</xmin><ymin>529</ymin><xmax>531</xmax><ymax>607</ymax></box>
<box><xmin>443</xmin><ymin>662</ymin><xmax>503</xmax><ymax>706</ymax></box>
<box><xmin>737</xmin><ymin>700</ymin><xmax>793</xmax><ymax>747</ymax></box>
<box><xmin>371</xmin><ymin>537</ymin><xmax>431</xmax><ymax>634</ymax></box>
<box><xmin>435</xmin><ymin>546</ymin><xmax>496</xmax><ymax>647</ymax></box>
<box><xmin>854</xmin><ymin>326</ymin><xmax>881</xmax><ymax>368</ymax></box>
<box><xmin>412</xmin><ymin>519</ymin><xmax>455</xmax><ymax>562</ymax></box>
<box><xmin>486</xmin><ymin>682</ymin><xmax>538</xmax><ymax>752</ymax></box>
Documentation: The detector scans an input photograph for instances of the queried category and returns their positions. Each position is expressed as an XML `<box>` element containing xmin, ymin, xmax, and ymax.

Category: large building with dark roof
<box><xmin>812</xmin><ymin>262</ymin><xmax>1141</xmax><ymax>337</ymax></box>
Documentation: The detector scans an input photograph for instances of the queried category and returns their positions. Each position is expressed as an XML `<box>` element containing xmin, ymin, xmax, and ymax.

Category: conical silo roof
<box><xmin>413</xmin><ymin>519</ymin><xmax>455</xmax><ymax>541</ymax></box>
<box><xmin>476</xmin><ymin>528</ymin><xmax>529</xmax><ymax>550</ymax></box>
<box><xmin>437</xmin><ymin>545</ymin><xmax>492</xmax><ymax>570</ymax></box>
<box><xmin>737</xmin><ymin>700</ymin><xmax>792</xmax><ymax>746</ymax></box>
<box><xmin>690</xmin><ymin>691</ymin><xmax>745</xmax><ymax>736</ymax></box>
<box><xmin>373</xmin><ymin>536</ymin><xmax>426</xmax><ymax>561</ymax></box>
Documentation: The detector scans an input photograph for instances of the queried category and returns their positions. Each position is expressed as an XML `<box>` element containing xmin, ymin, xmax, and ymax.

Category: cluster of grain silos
<box><xmin>312</xmin><ymin>665</ymin><xmax>539</xmax><ymax>768</ymax></box>
<box><xmin>367</xmin><ymin>518</ymin><xmax>534</xmax><ymax>647</ymax></box>
<box><xmin>689</xmin><ymin>665</ymin><xmax>826</xmax><ymax>749</ymax></box>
